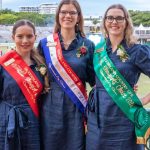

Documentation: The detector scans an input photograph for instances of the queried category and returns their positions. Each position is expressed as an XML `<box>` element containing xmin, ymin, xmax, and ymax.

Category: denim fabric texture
<box><xmin>38</xmin><ymin>33</ymin><xmax>95</xmax><ymax>150</ymax></box>
<box><xmin>86</xmin><ymin>39</ymin><xmax>150</xmax><ymax>150</ymax></box>
<box><xmin>0</xmin><ymin>65</ymin><xmax>43</xmax><ymax>150</ymax></box>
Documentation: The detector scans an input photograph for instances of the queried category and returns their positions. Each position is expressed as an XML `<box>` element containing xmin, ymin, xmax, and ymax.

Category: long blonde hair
<box><xmin>102</xmin><ymin>4</ymin><xmax>137</xmax><ymax>46</ymax></box>
<box><xmin>12</xmin><ymin>19</ymin><xmax>49</xmax><ymax>93</ymax></box>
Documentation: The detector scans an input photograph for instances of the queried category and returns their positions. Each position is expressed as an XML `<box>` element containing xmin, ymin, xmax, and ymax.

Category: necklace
<box><xmin>62</xmin><ymin>35</ymin><xmax>76</xmax><ymax>46</ymax></box>
<box><xmin>63</xmin><ymin>41</ymin><xmax>72</xmax><ymax>46</ymax></box>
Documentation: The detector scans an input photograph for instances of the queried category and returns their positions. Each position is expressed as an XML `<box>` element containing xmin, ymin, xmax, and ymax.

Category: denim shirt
<box><xmin>39</xmin><ymin>32</ymin><xmax>95</xmax><ymax>87</ymax></box>
<box><xmin>96</xmin><ymin>38</ymin><xmax>150</xmax><ymax>88</ymax></box>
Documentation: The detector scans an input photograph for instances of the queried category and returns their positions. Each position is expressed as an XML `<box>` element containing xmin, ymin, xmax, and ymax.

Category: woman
<box><xmin>86</xmin><ymin>4</ymin><xmax>150</xmax><ymax>150</ymax></box>
<box><xmin>38</xmin><ymin>0</ymin><xmax>95</xmax><ymax>150</ymax></box>
<box><xmin>0</xmin><ymin>19</ymin><xmax>49</xmax><ymax>150</ymax></box>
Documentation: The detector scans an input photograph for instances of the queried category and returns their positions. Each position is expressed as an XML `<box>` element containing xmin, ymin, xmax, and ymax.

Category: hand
<box><xmin>141</xmin><ymin>93</ymin><xmax>150</xmax><ymax>105</ymax></box>
<box><xmin>133</xmin><ymin>84</ymin><xmax>138</xmax><ymax>93</ymax></box>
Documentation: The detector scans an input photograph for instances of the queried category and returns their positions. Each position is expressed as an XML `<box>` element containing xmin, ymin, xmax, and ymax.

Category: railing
<box><xmin>135</xmin><ymin>34</ymin><xmax>150</xmax><ymax>39</ymax></box>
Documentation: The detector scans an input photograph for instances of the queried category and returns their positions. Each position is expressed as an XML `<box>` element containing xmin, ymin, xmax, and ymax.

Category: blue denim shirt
<box><xmin>39</xmin><ymin>32</ymin><xmax>95</xmax><ymax>87</ymax></box>
<box><xmin>0</xmin><ymin>64</ymin><xmax>43</xmax><ymax>150</ymax></box>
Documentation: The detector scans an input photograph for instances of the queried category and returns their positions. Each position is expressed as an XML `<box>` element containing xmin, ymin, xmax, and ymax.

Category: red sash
<box><xmin>44</xmin><ymin>33</ymin><xmax>88</xmax><ymax>113</ymax></box>
<box><xmin>0</xmin><ymin>50</ymin><xmax>43</xmax><ymax>117</ymax></box>
<box><xmin>54</xmin><ymin>33</ymin><xmax>88</xmax><ymax>100</ymax></box>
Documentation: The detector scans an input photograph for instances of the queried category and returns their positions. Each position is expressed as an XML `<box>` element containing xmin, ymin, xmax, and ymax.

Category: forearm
<box><xmin>141</xmin><ymin>93</ymin><xmax>150</xmax><ymax>105</ymax></box>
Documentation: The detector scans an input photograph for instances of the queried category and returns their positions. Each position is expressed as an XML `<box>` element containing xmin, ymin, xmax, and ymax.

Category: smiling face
<box><xmin>12</xmin><ymin>25</ymin><xmax>36</xmax><ymax>54</ymax></box>
<box><xmin>105</xmin><ymin>8</ymin><xmax>126</xmax><ymax>38</ymax></box>
<box><xmin>59</xmin><ymin>4</ymin><xmax>79</xmax><ymax>31</ymax></box>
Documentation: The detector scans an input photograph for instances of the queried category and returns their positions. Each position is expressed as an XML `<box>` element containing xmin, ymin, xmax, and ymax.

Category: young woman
<box><xmin>38</xmin><ymin>0</ymin><xmax>95</xmax><ymax>150</ymax></box>
<box><xmin>0</xmin><ymin>19</ymin><xmax>49</xmax><ymax>150</ymax></box>
<box><xmin>86</xmin><ymin>4</ymin><xmax>150</xmax><ymax>150</ymax></box>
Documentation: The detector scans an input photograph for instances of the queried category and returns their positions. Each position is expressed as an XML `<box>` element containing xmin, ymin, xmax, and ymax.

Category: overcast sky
<box><xmin>2</xmin><ymin>0</ymin><xmax>150</xmax><ymax>16</ymax></box>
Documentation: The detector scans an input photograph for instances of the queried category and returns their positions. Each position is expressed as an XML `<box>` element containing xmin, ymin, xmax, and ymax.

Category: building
<box><xmin>84</xmin><ymin>19</ymin><xmax>150</xmax><ymax>44</ymax></box>
<box><xmin>134</xmin><ymin>24</ymin><xmax>150</xmax><ymax>44</ymax></box>
<box><xmin>39</xmin><ymin>3</ymin><xmax>58</xmax><ymax>14</ymax></box>
<box><xmin>84</xmin><ymin>16</ymin><xmax>103</xmax><ymax>33</ymax></box>
<box><xmin>84</xmin><ymin>15</ymin><xmax>103</xmax><ymax>20</ymax></box>
<box><xmin>19</xmin><ymin>3</ymin><xmax>58</xmax><ymax>14</ymax></box>
<box><xmin>19</xmin><ymin>6</ymin><xmax>39</xmax><ymax>13</ymax></box>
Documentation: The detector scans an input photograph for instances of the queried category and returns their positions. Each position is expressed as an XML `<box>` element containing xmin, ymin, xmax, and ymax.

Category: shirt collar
<box><xmin>106</xmin><ymin>38</ymin><xmax>129</xmax><ymax>52</ymax></box>
<box><xmin>58</xmin><ymin>31</ymin><xmax>81</xmax><ymax>50</ymax></box>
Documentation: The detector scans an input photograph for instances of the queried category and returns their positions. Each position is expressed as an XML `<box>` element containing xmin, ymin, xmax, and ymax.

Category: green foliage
<box><xmin>0</xmin><ymin>9</ymin><xmax>55</xmax><ymax>26</ymax></box>
<box><xmin>129</xmin><ymin>10</ymin><xmax>150</xmax><ymax>26</ymax></box>
<box><xmin>0</xmin><ymin>14</ymin><xmax>18</xmax><ymax>24</ymax></box>
<box><xmin>0</xmin><ymin>9</ymin><xmax>15</xmax><ymax>14</ymax></box>
<box><xmin>42</xmin><ymin>14</ymin><xmax>55</xmax><ymax>26</ymax></box>
<box><xmin>0</xmin><ymin>9</ymin><xmax>150</xmax><ymax>26</ymax></box>
<box><xmin>92</xmin><ymin>19</ymin><xmax>99</xmax><ymax>25</ymax></box>
<box><xmin>15</xmin><ymin>12</ymin><xmax>46</xmax><ymax>26</ymax></box>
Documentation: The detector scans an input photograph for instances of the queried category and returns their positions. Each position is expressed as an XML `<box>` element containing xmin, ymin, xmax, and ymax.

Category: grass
<box><xmin>137</xmin><ymin>74</ymin><xmax>150</xmax><ymax>96</ymax></box>
<box><xmin>137</xmin><ymin>74</ymin><xmax>150</xmax><ymax>108</ymax></box>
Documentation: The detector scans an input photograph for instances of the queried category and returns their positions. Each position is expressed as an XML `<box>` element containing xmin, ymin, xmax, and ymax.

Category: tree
<box><xmin>0</xmin><ymin>14</ymin><xmax>17</xmax><ymax>25</ymax></box>
<box><xmin>129</xmin><ymin>10</ymin><xmax>150</xmax><ymax>26</ymax></box>
<box><xmin>0</xmin><ymin>8</ymin><xmax>14</xmax><ymax>14</ymax></box>
<box><xmin>92</xmin><ymin>19</ymin><xmax>99</xmax><ymax>25</ymax></box>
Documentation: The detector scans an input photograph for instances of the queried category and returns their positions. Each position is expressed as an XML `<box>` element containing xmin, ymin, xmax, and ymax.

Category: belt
<box><xmin>2</xmin><ymin>102</ymin><xmax>29</xmax><ymax>150</ymax></box>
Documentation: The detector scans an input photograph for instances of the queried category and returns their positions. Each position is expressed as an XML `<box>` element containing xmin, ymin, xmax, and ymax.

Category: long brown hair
<box><xmin>102</xmin><ymin>4</ymin><xmax>137</xmax><ymax>46</ymax></box>
<box><xmin>54</xmin><ymin>0</ymin><xmax>85</xmax><ymax>37</ymax></box>
<box><xmin>12</xmin><ymin>19</ymin><xmax>49</xmax><ymax>93</ymax></box>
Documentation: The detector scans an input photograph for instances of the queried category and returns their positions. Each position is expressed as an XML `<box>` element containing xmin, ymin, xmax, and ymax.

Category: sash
<box><xmin>0</xmin><ymin>50</ymin><xmax>43</xmax><ymax>117</ymax></box>
<box><xmin>93</xmin><ymin>40</ymin><xmax>150</xmax><ymax>145</ymax></box>
<box><xmin>41</xmin><ymin>33</ymin><xmax>87</xmax><ymax>113</ymax></box>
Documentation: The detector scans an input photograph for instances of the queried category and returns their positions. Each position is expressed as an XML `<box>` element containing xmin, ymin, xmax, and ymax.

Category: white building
<box><xmin>84</xmin><ymin>16</ymin><xmax>103</xmax><ymax>34</ymax></box>
<box><xmin>39</xmin><ymin>3</ymin><xmax>58</xmax><ymax>14</ymax></box>
<box><xmin>134</xmin><ymin>24</ymin><xmax>150</xmax><ymax>43</ymax></box>
<box><xmin>19</xmin><ymin>3</ymin><xmax>58</xmax><ymax>14</ymax></box>
<box><xmin>19</xmin><ymin>6</ymin><xmax>39</xmax><ymax>13</ymax></box>
<box><xmin>84</xmin><ymin>15</ymin><xmax>103</xmax><ymax>20</ymax></box>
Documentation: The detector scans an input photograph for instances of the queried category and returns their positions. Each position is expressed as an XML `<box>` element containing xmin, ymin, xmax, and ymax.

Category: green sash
<box><xmin>94</xmin><ymin>39</ymin><xmax>150</xmax><ymax>146</ymax></box>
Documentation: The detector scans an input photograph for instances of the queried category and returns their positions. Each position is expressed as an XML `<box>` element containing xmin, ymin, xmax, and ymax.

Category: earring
<box><xmin>75</xmin><ymin>23</ymin><xmax>79</xmax><ymax>33</ymax></box>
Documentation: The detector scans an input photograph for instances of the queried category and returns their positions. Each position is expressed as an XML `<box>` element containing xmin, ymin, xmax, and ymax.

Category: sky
<box><xmin>2</xmin><ymin>0</ymin><xmax>150</xmax><ymax>16</ymax></box>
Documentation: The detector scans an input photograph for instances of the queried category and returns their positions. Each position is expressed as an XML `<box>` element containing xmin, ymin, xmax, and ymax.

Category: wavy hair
<box><xmin>101</xmin><ymin>4</ymin><xmax>137</xmax><ymax>46</ymax></box>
